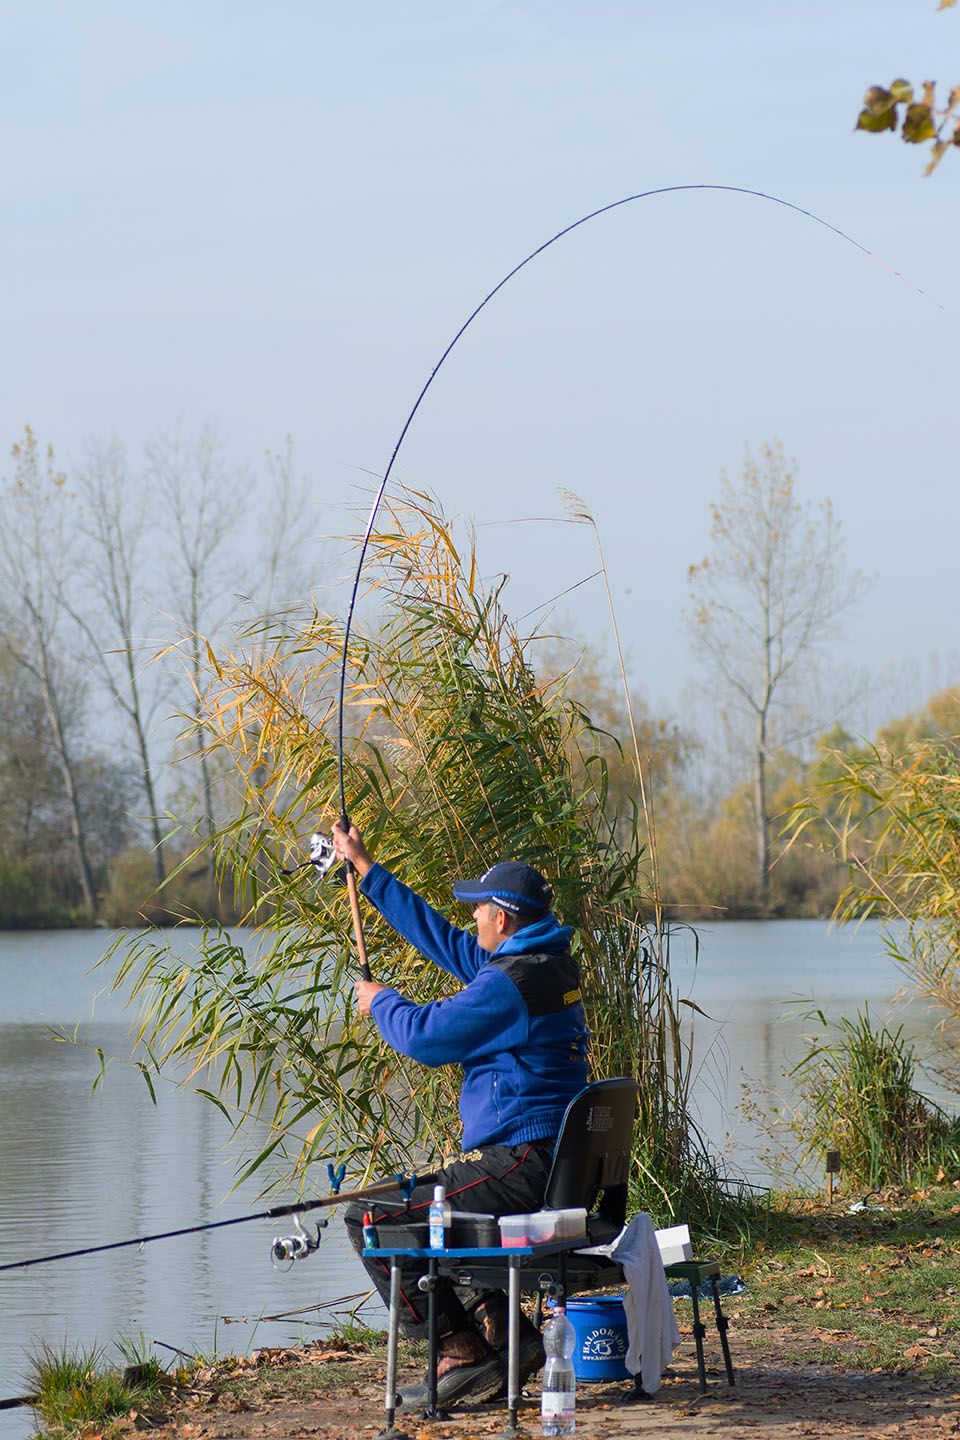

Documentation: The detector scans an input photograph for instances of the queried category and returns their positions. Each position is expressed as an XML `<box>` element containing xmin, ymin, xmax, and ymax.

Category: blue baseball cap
<box><xmin>452</xmin><ymin>861</ymin><xmax>553</xmax><ymax>916</ymax></box>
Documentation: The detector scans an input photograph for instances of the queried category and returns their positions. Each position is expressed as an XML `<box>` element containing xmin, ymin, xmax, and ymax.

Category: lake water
<box><xmin>0</xmin><ymin>921</ymin><xmax>954</xmax><ymax>1436</ymax></box>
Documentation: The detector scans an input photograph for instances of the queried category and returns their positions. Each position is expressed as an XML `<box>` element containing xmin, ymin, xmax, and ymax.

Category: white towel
<box><xmin>612</xmin><ymin>1213</ymin><xmax>682</xmax><ymax>1393</ymax></box>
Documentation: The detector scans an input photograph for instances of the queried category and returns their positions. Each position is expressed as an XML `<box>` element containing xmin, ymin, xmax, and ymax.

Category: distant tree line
<box><xmin>0</xmin><ymin>425</ymin><xmax>311</xmax><ymax>927</ymax></box>
<box><xmin>1</xmin><ymin>423</ymin><xmax>949</xmax><ymax>928</ymax></box>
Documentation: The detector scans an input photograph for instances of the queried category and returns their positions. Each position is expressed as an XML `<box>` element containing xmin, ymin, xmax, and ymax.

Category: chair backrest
<box><xmin>542</xmin><ymin>1076</ymin><xmax>639</xmax><ymax>1229</ymax></box>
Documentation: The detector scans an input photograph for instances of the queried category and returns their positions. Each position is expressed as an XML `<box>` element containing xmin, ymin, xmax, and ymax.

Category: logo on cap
<box><xmin>452</xmin><ymin>860</ymin><xmax>553</xmax><ymax>915</ymax></box>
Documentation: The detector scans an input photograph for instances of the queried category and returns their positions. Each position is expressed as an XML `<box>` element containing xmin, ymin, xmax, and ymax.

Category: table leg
<box><xmin>689</xmin><ymin>1284</ymin><xmax>707</xmax><ymax>1394</ymax></box>
<box><xmin>376</xmin><ymin>1256</ymin><xmax>410</xmax><ymax>1440</ymax></box>
<box><xmin>426</xmin><ymin>1255</ymin><xmax>440</xmax><ymax>1417</ymax></box>
<box><xmin>710</xmin><ymin>1277</ymin><xmax>736</xmax><ymax>1386</ymax></box>
<box><xmin>506</xmin><ymin>1257</ymin><xmax>521</xmax><ymax>1432</ymax></box>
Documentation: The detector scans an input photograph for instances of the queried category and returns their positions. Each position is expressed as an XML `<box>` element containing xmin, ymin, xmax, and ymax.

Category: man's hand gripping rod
<box><xmin>285</xmin><ymin>829</ymin><xmax>371</xmax><ymax>982</ymax></box>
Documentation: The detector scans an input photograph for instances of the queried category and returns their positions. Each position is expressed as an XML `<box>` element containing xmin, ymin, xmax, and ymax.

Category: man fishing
<box><xmin>330</xmin><ymin>821</ymin><xmax>590</xmax><ymax>1407</ymax></box>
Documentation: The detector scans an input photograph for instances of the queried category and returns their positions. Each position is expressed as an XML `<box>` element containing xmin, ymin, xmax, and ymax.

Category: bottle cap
<box><xmin>433</xmin><ymin>1185</ymin><xmax>444</xmax><ymax>1202</ymax></box>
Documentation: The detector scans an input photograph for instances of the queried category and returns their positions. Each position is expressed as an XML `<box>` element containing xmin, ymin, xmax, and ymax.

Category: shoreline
<box><xmin>23</xmin><ymin>1187</ymin><xmax>960</xmax><ymax>1440</ymax></box>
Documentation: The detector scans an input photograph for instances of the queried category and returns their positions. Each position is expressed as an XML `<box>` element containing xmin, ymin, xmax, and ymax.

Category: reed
<box><xmin>792</xmin><ymin>735</ymin><xmax>960</xmax><ymax>1085</ymax></box>
<box><xmin>786</xmin><ymin>1007</ymin><xmax>960</xmax><ymax>1190</ymax></box>
<box><xmin>110</xmin><ymin>491</ymin><xmax>720</xmax><ymax>1219</ymax></box>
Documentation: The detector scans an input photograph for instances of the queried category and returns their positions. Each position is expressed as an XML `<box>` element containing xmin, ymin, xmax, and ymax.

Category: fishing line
<box><xmin>517</xmin><ymin>570</ymin><xmax>604</xmax><ymax>622</ymax></box>
<box><xmin>333</xmin><ymin>182</ymin><xmax>940</xmax><ymax>826</ymax></box>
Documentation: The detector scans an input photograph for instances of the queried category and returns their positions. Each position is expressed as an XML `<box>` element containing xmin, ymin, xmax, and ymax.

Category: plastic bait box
<box><xmin>498</xmin><ymin>1207</ymin><xmax>588</xmax><ymax>1247</ymax></box>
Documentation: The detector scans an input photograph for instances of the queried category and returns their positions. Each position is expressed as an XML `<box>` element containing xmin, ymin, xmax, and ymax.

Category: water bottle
<box><xmin>428</xmin><ymin>1184</ymin><xmax>450</xmax><ymax>1250</ymax></box>
<box><xmin>540</xmin><ymin>1306</ymin><xmax>576</xmax><ymax>1435</ymax></box>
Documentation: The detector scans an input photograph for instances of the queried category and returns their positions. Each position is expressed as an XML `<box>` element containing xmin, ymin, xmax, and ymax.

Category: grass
<box><xmin>27</xmin><ymin>1339</ymin><xmax>172</xmax><ymax>1439</ymax></box>
<box><xmin>325</xmin><ymin>1319</ymin><xmax>392</xmax><ymax>1350</ymax></box>
<box><xmin>189</xmin><ymin>1328</ymin><xmax>418</xmax><ymax>1410</ymax></box>
<box><xmin>724</xmin><ymin>1183</ymin><xmax>960</xmax><ymax>1373</ymax></box>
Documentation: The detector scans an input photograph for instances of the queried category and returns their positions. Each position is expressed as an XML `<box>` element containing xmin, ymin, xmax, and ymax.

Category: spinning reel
<box><xmin>283</xmin><ymin>831</ymin><xmax>340</xmax><ymax>881</ymax></box>
<box><xmin>270</xmin><ymin>1213</ymin><xmax>327</xmax><ymax>1271</ymax></box>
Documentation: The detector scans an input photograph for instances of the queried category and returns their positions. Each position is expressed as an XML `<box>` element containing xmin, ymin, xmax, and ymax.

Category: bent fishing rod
<box><xmin>294</xmin><ymin>183</ymin><xmax>938</xmax><ymax>968</ymax></box>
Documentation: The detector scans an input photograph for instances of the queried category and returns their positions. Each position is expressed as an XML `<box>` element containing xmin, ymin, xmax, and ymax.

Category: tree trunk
<box><xmin>756</xmin><ymin>708</ymin><xmax>770</xmax><ymax>910</ymax></box>
<box><xmin>41</xmin><ymin>669</ymin><xmax>98</xmax><ymax>919</ymax></box>
<box><xmin>123</xmin><ymin>643</ymin><xmax>166</xmax><ymax>890</ymax></box>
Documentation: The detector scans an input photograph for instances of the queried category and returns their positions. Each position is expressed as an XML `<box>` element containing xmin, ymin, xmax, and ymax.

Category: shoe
<box><xmin>397</xmin><ymin>1349</ymin><xmax>506</xmax><ymax>1410</ymax></box>
<box><xmin>490</xmin><ymin>1319</ymin><xmax>545</xmax><ymax>1398</ymax></box>
<box><xmin>515</xmin><ymin>1322</ymin><xmax>546</xmax><ymax>1386</ymax></box>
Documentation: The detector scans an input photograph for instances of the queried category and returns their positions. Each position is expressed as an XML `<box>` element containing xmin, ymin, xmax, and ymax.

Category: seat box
<box><xmin>450</xmin><ymin>1212</ymin><xmax>500</xmax><ymax>1247</ymax></box>
<box><xmin>373</xmin><ymin>1212</ymin><xmax>500</xmax><ymax>1249</ymax></box>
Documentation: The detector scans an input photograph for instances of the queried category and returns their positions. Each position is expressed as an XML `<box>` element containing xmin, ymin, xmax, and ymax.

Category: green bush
<box><xmin>0</xmin><ymin>858</ymin><xmax>73</xmax><ymax>928</ymax></box>
<box><xmin>27</xmin><ymin>1339</ymin><xmax>168</xmax><ymax>1438</ymax></box>
<box><xmin>789</xmin><ymin>1007</ymin><xmax>960</xmax><ymax>1190</ymax></box>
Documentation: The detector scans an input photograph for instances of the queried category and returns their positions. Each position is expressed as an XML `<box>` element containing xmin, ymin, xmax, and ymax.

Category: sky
<box><xmin>3</xmin><ymin>0</ymin><xmax>957</xmax><ymax>730</ymax></box>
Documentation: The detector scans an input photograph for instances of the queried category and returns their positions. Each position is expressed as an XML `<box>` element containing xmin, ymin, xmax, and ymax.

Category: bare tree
<box><xmin>0</xmin><ymin>429</ymin><xmax>99</xmax><ymax>916</ymax></box>
<box><xmin>69</xmin><ymin>440</ymin><xmax>169</xmax><ymax>889</ymax></box>
<box><xmin>248</xmin><ymin>435</ymin><xmax>314</xmax><ymax>621</ymax></box>
<box><xmin>687</xmin><ymin>440</ymin><xmax>865</xmax><ymax>907</ymax></box>
<box><xmin>148</xmin><ymin>427</ymin><xmax>242</xmax><ymax>855</ymax></box>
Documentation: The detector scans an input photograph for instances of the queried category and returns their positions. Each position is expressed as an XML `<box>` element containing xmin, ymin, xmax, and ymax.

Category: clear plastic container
<box><xmin>499</xmin><ymin>1212</ymin><xmax>542</xmax><ymax>1246</ymax></box>
<box><xmin>553</xmin><ymin>1207</ymin><xmax>588</xmax><ymax>1239</ymax></box>
<box><xmin>428</xmin><ymin>1185</ymin><xmax>451</xmax><ymax>1249</ymax></box>
<box><xmin>499</xmin><ymin>1208</ymin><xmax>588</xmax><ymax>1246</ymax></box>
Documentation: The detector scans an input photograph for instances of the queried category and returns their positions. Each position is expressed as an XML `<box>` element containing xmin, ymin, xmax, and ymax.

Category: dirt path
<box><xmin>118</xmin><ymin>1329</ymin><xmax>960</xmax><ymax>1440</ymax></box>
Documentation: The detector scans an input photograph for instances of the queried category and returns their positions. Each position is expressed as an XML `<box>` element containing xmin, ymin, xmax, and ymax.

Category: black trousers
<box><xmin>343</xmin><ymin>1139</ymin><xmax>554</xmax><ymax>1339</ymax></box>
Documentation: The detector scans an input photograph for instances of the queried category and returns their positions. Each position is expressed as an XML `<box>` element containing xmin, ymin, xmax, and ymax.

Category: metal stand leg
<box><xmin>421</xmin><ymin>1256</ymin><xmax>450</xmax><ymax>1420</ymax></box>
<box><xmin>376</xmin><ymin>1257</ymin><xmax>411</xmax><ymax>1440</ymax></box>
<box><xmin>505</xmin><ymin>1257</ymin><xmax>521</xmax><ymax>1433</ymax></box>
<box><xmin>689</xmin><ymin>1284</ymin><xmax>708</xmax><ymax>1394</ymax></box>
<box><xmin>710</xmin><ymin>1277</ymin><xmax>736</xmax><ymax>1386</ymax></box>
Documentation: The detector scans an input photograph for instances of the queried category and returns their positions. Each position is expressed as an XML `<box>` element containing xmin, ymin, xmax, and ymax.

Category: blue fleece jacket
<box><xmin>360</xmin><ymin>863</ymin><xmax>590</xmax><ymax>1151</ymax></box>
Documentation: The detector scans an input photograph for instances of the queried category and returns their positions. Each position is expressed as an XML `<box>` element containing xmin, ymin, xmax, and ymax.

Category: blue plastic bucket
<box><xmin>565</xmin><ymin>1296</ymin><xmax>630</xmax><ymax>1381</ymax></box>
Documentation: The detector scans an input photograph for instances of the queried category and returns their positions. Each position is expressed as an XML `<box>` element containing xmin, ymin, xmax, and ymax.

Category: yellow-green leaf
<box><xmin>902</xmin><ymin>102</ymin><xmax>937</xmax><ymax>144</ymax></box>
<box><xmin>857</xmin><ymin>87</ymin><xmax>898</xmax><ymax>133</ymax></box>
<box><xmin>889</xmin><ymin>78</ymin><xmax>914</xmax><ymax>104</ymax></box>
